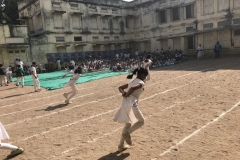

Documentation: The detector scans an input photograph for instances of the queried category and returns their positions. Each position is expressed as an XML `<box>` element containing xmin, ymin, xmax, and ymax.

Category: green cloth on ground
<box><xmin>12</xmin><ymin>70</ymin><xmax>128</xmax><ymax>90</ymax></box>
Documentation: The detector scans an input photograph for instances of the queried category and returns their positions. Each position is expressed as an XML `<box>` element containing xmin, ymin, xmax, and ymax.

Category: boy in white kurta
<box><xmin>196</xmin><ymin>44</ymin><xmax>203</xmax><ymax>60</ymax></box>
<box><xmin>31</xmin><ymin>62</ymin><xmax>41</xmax><ymax>92</ymax></box>
<box><xmin>114</xmin><ymin>67</ymin><xmax>149</xmax><ymax>152</ymax></box>
<box><xmin>0</xmin><ymin>122</ymin><xmax>24</xmax><ymax>158</ymax></box>
<box><xmin>62</xmin><ymin>67</ymin><xmax>82</xmax><ymax>104</ymax></box>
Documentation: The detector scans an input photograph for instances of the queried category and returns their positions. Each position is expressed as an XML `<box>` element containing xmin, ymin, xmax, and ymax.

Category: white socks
<box><xmin>0</xmin><ymin>143</ymin><xmax>18</xmax><ymax>150</ymax></box>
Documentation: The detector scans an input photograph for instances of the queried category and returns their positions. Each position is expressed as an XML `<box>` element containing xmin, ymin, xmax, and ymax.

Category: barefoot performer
<box><xmin>113</xmin><ymin>67</ymin><xmax>149</xmax><ymax>152</ymax></box>
<box><xmin>62</xmin><ymin>67</ymin><xmax>82</xmax><ymax>104</ymax></box>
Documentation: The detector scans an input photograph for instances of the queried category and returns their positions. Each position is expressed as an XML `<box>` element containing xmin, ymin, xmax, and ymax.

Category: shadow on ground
<box><xmin>98</xmin><ymin>151</ymin><xmax>130</xmax><ymax>160</ymax></box>
<box><xmin>35</xmin><ymin>103</ymin><xmax>68</xmax><ymax>111</ymax></box>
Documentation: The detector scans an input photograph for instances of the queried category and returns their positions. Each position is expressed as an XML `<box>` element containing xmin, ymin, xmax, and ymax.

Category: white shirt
<box><xmin>31</xmin><ymin>66</ymin><xmax>37</xmax><ymax>77</ymax></box>
<box><xmin>57</xmin><ymin>60</ymin><xmax>61</xmax><ymax>65</ymax></box>
<box><xmin>126</xmin><ymin>78</ymin><xmax>145</xmax><ymax>99</ymax></box>
<box><xmin>18</xmin><ymin>61</ymin><xmax>23</xmax><ymax>68</ymax></box>
<box><xmin>70</xmin><ymin>60</ymin><xmax>75</xmax><ymax>66</ymax></box>
<box><xmin>143</xmin><ymin>59</ymin><xmax>152</xmax><ymax>70</ymax></box>
<box><xmin>6</xmin><ymin>67</ymin><xmax>12</xmax><ymax>73</ymax></box>
<box><xmin>135</xmin><ymin>51</ymin><xmax>139</xmax><ymax>56</ymax></box>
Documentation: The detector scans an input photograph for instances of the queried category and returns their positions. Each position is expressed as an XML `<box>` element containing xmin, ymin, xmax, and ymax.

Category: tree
<box><xmin>0</xmin><ymin>0</ymin><xmax>20</xmax><ymax>25</ymax></box>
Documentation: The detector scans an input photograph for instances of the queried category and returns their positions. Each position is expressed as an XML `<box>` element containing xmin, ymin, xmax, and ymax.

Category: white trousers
<box><xmin>58</xmin><ymin>64</ymin><xmax>61</xmax><ymax>70</ymax></box>
<box><xmin>16</xmin><ymin>77</ymin><xmax>24</xmax><ymax>86</ymax></box>
<box><xmin>66</xmin><ymin>83</ymin><xmax>77</xmax><ymax>100</ymax></box>
<box><xmin>0</xmin><ymin>75</ymin><xmax>7</xmax><ymax>85</ymax></box>
<box><xmin>119</xmin><ymin>106</ymin><xmax>144</xmax><ymax>147</ymax></box>
<box><xmin>6</xmin><ymin>73</ymin><xmax>12</xmax><ymax>82</ymax></box>
<box><xmin>197</xmin><ymin>51</ymin><xmax>203</xmax><ymax>59</ymax></box>
<box><xmin>32</xmin><ymin>76</ymin><xmax>40</xmax><ymax>91</ymax></box>
<box><xmin>0</xmin><ymin>143</ymin><xmax>18</xmax><ymax>150</ymax></box>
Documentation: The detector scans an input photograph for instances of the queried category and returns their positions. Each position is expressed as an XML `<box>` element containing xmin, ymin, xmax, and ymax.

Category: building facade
<box><xmin>0</xmin><ymin>25</ymin><xmax>30</xmax><ymax>67</ymax></box>
<box><xmin>17</xmin><ymin>0</ymin><xmax>240</xmax><ymax>64</ymax></box>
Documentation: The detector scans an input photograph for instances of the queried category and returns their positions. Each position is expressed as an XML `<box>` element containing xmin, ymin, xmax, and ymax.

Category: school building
<box><xmin>16</xmin><ymin>0</ymin><xmax>240</xmax><ymax>64</ymax></box>
<box><xmin>0</xmin><ymin>25</ymin><xmax>30</xmax><ymax>68</ymax></box>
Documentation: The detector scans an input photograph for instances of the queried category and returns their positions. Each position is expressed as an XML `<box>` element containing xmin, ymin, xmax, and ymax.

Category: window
<box><xmin>53</xmin><ymin>14</ymin><xmax>63</xmax><ymax>28</ymax></box>
<box><xmin>159</xmin><ymin>10</ymin><xmax>166</xmax><ymax>23</ymax></box>
<box><xmin>92</xmin><ymin>36</ymin><xmax>99</xmax><ymax>42</ymax></box>
<box><xmin>172</xmin><ymin>7</ymin><xmax>180</xmax><ymax>21</ymax></box>
<box><xmin>74</xmin><ymin>37</ymin><xmax>82</xmax><ymax>41</ymax></box>
<box><xmin>203</xmin><ymin>0</ymin><xmax>214</xmax><ymax>15</ymax></box>
<box><xmin>72</xmin><ymin>15</ymin><xmax>81</xmax><ymax>28</ymax></box>
<box><xmin>126</xmin><ymin>18</ymin><xmax>129</xmax><ymax>28</ymax></box>
<box><xmin>56</xmin><ymin>37</ymin><xmax>65</xmax><ymax>42</ymax></box>
<box><xmin>186</xmin><ymin>27</ymin><xmax>194</xmax><ymax>32</ymax></box>
<box><xmin>104</xmin><ymin>37</ymin><xmax>110</xmax><ymax>40</ymax></box>
<box><xmin>187</xmin><ymin>36</ymin><xmax>195</xmax><ymax>49</ymax></box>
<box><xmin>186</xmin><ymin>4</ymin><xmax>194</xmax><ymax>19</ymax></box>
<box><xmin>8</xmin><ymin>50</ymin><xmax>27</xmax><ymax>65</ymax></box>
<box><xmin>71</xmin><ymin>4</ymin><xmax>78</xmax><ymax>10</ymax></box>
<box><xmin>114</xmin><ymin>36</ymin><xmax>119</xmax><ymax>40</ymax></box>
<box><xmin>52</xmin><ymin>3</ymin><xmax>61</xmax><ymax>9</ymax></box>
<box><xmin>234</xmin><ymin>29</ymin><xmax>240</xmax><ymax>36</ymax></box>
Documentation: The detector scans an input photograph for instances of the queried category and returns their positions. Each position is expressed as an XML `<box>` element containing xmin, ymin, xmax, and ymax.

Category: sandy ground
<box><xmin>0</xmin><ymin>56</ymin><xmax>240</xmax><ymax>160</ymax></box>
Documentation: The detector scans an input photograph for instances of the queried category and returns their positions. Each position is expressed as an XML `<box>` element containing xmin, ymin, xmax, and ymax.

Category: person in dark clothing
<box><xmin>214</xmin><ymin>41</ymin><xmax>222</xmax><ymax>58</ymax></box>
<box><xmin>0</xmin><ymin>64</ymin><xmax>8</xmax><ymax>86</ymax></box>
<box><xmin>15</xmin><ymin>65</ymin><xmax>25</xmax><ymax>87</ymax></box>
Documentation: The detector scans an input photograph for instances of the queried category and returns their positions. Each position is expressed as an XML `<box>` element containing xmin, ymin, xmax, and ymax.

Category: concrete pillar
<box><xmin>151</xmin><ymin>38</ymin><xmax>158</xmax><ymax>52</ymax></box>
<box><xmin>181</xmin><ymin>37</ymin><xmax>186</xmax><ymax>51</ymax></box>
<box><xmin>168</xmin><ymin>39</ymin><xmax>173</xmax><ymax>49</ymax></box>
<box><xmin>111</xmin><ymin>44</ymin><xmax>115</xmax><ymax>50</ymax></box>
<box><xmin>84</xmin><ymin>43</ymin><xmax>94</xmax><ymax>52</ymax></box>
<box><xmin>100</xmin><ymin>45</ymin><xmax>105</xmax><ymax>51</ymax></box>
<box><xmin>167</xmin><ymin>9</ymin><xmax>171</xmax><ymax>22</ymax></box>
<box><xmin>140</xmin><ymin>42</ymin><xmax>145</xmax><ymax>52</ymax></box>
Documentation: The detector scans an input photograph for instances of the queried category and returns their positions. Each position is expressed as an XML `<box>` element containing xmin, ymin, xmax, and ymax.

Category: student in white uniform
<box><xmin>114</xmin><ymin>67</ymin><xmax>149</xmax><ymax>152</ymax></box>
<box><xmin>196</xmin><ymin>44</ymin><xmax>203</xmax><ymax>60</ymax></box>
<box><xmin>62</xmin><ymin>67</ymin><xmax>82</xmax><ymax>104</ymax></box>
<box><xmin>0</xmin><ymin>122</ymin><xmax>24</xmax><ymax>158</ymax></box>
<box><xmin>5</xmin><ymin>65</ymin><xmax>12</xmax><ymax>83</ymax></box>
<box><xmin>18</xmin><ymin>59</ymin><xmax>23</xmax><ymax>69</ymax></box>
<box><xmin>57</xmin><ymin>58</ymin><xmax>61</xmax><ymax>70</ymax></box>
<box><xmin>127</xmin><ymin>54</ymin><xmax>152</xmax><ymax>81</ymax></box>
<box><xmin>31</xmin><ymin>62</ymin><xmax>41</xmax><ymax>92</ymax></box>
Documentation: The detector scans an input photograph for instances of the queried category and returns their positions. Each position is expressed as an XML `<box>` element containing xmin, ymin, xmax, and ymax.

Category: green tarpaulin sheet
<box><xmin>13</xmin><ymin>70</ymin><xmax>128</xmax><ymax>90</ymax></box>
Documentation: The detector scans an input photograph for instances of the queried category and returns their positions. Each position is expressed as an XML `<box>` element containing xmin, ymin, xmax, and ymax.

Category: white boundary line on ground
<box><xmin>48</xmin><ymin>68</ymin><xmax>237</xmax><ymax>159</ymax></box>
<box><xmin>9</xmin><ymin>64</ymin><xmax>230</xmax><ymax>144</ymax></box>
<box><xmin>47</xmin><ymin>64</ymin><xmax>239</xmax><ymax>159</ymax></box>
<box><xmin>0</xmin><ymin>92</ymin><xmax>94</xmax><ymax>118</ymax></box>
<box><xmin>48</xmin><ymin>115</ymin><xmax>154</xmax><ymax>159</ymax></box>
<box><xmin>0</xmin><ymin>62</ymin><xmax>213</xmax><ymax>119</ymax></box>
<box><xmin>4</xmin><ymin>65</ymin><xmax>213</xmax><ymax>128</ymax></box>
<box><xmin>0</xmin><ymin>60</ymin><xmax>205</xmax><ymax>102</ymax></box>
<box><xmin>4</xmin><ymin>93</ymin><xmax>95</xmax><ymax>127</ymax></box>
<box><xmin>158</xmin><ymin>100</ymin><xmax>240</xmax><ymax>158</ymax></box>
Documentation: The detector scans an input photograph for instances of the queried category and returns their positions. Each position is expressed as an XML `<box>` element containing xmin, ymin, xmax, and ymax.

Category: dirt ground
<box><xmin>0</xmin><ymin>56</ymin><xmax>240</xmax><ymax>160</ymax></box>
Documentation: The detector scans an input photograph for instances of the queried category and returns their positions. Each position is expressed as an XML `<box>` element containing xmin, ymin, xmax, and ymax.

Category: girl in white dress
<box><xmin>62</xmin><ymin>67</ymin><xmax>82</xmax><ymax>104</ymax></box>
<box><xmin>0</xmin><ymin>122</ymin><xmax>24</xmax><ymax>158</ymax></box>
<box><xmin>113</xmin><ymin>67</ymin><xmax>149</xmax><ymax>152</ymax></box>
